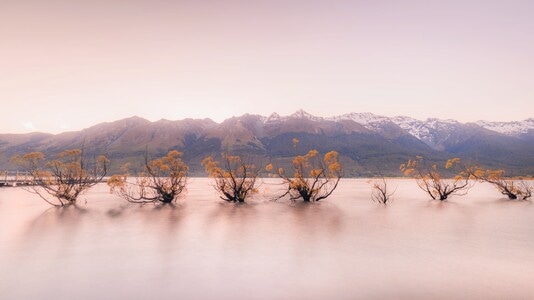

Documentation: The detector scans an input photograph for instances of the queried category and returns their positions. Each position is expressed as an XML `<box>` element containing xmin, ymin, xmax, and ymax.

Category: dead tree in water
<box><xmin>12</xmin><ymin>149</ymin><xmax>108</xmax><ymax>206</ymax></box>
<box><xmin>108</xmin><ymin>150</ymin><xmax>188</xmax><ymax>204</ymax></box>
<box><xmin>369</xmin><ymin>171</ymin><xmax>396</xmax><ymax>205</ymax></box>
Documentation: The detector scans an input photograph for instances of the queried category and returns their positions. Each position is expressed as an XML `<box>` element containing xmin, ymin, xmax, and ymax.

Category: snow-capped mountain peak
<box><xmin>289</xmin><ymin>109</ymin><xmax>323</xmax><ymax>121</ymax></box>
<box><xmin>327</xmin><ymin>112</ymin><xmax>389</xmax><ymax>125</ymax></box>
<box><xmin>475</xmin><ymin>118</ymin><xmax>534</xmax><ymax>136</ymax></box>
<box><xmin>261</xmin><ymin>110</ymin><xmax>533</xmax><ymax>143</ymax></box>
<box><xmin>264</xmin><ymin>110</ymin><xmax>324</xmax><ymax>123</ymax></box>
<box><xmin>265</xmin><ymin>112</ymin><xmax>281</xmax><ymax>123</ymax></box>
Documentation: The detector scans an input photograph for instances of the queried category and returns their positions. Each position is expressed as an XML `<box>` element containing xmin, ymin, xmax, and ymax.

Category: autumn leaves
<box><xmin>269</xmin><ymin>149</ymin><xmax>342</xmax><ymax>202</ymax></box>
<box><xmin>202</xmin><ymin>155</ymin><xmax>260</xmax><ymax>203</ymax></box>
<box><xmin>12</xmin><ymin>142</ymin><xmax>532</xmax><ymax>207</ymax></box>
<box><xmin>108</xmin><ymin>150</ymin><xmax>188</xmax><ymax>204</ymax></box>
<box><xmin>12</xmin><ymin>149</ymin><xmax>108</xmax><ymax>206</ymax></box>
<box><xmin>201</xmin><ymin>143</ymin><xmax>343</xmax><ymax>203</ymax></box>
<box><xmin>401</xmin><ymin>156</ymin><xmax>532</xmax><ymax>201</ymax></box>
<box><xmin>13</xmin><ymin>138</ymin><xmax>343</xmax><ymax>206</ymax></box>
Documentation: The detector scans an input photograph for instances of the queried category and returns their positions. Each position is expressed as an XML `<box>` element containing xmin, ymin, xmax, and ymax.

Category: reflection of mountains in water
<box><xmin>1</xmin><ymin>110</ymin><xmax>533</xmax><ymax>176</ymax></box>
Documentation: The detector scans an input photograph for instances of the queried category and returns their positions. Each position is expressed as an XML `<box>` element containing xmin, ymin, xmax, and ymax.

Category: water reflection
<box><xmin>284</xmin><ymin>201</ymin><xmax>344</xmax><ymax>238</ymax></box>
<box><xmin>103</xmin><ymin>201</ymin><xmax>189</xmax><ymax>255</ymax></box>
<box><xmin>0</xmin><ymin>180</ymin><xmax>533</xmax><ymax>299</ymax></box>
<box><xmin>30</xmin><ymin>204</ymin><xmax>88</xmax><ymax>223</ymax></box>
<box><xmin>207</xmin><ymin>201</ymin><xmax>259</xmax><ymax>226</ymax></box>
<box><xmin>22</xmin><ymin>205</ymin><xmax>89</xmax><ymax>245</ymax></box>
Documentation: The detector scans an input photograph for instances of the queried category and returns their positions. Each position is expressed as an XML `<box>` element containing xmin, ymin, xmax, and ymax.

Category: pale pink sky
<box><xmin>1</xmin><ymin>0</ymin><xmax>533</xmax><ymax>133</ymax></box>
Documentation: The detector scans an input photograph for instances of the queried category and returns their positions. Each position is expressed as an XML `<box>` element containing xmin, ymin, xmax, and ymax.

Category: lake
<box><xmin>1</xmin><ymin>178</ymin><xmax>533</xmax><ymax>299</ymax></box>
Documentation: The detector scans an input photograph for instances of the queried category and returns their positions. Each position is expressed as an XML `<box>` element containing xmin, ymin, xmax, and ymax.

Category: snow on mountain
<box><xmin>1</xmin><ymin>110</ymin><xmax>532</xmax><ymax>175</ymax></box>
<box><xmin>326</xmin><ymin>112</ymin><xmax>391</xmax><ymax>131</ymax></box>
<box><xmin>265</xmin><ymin>112</ymin><xmax>282</xmax><ymax>123</ymax></box>
<box><xmin>261</xmin><ymin>109</ymin><xmax>533</xmax><ymax>145</ymax></box>
<box><xmin>390</xmin><ymin>116</ymin><xmax>429</xmax><ymax>141</ymax></box>
<box><xmin>264</xmin><ymin>109</ymin><xmax>324</xmax><ymax>123</ymax></box>
<box><xmin>388</xmin><ymin>117</ymin><xmax>463</xmax><ymax>149</ymax></box>
<box><xmin>475</xmin><ymin>118</ymin><xmax>534</xmax><ymax>137</ymax></box>
<box><xmin>326</xmin><ymin>112</ymin><xmax>462</xmax><ymax>146</ymax></box>
<box><xmin>327</xmin><ymin>112</ymin><xmax>388</xmax><ymax>124</ymax></box>
<box><xmin>289</xmin><ymin>109</ymin><xmax>324</xmax><ymax>122</ymax></box>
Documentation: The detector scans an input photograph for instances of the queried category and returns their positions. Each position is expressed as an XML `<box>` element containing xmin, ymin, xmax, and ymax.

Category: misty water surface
<box><xmin>1</xmin><ymin>178</ymin><xmax>533</xmax><ymax>299</ymax></box>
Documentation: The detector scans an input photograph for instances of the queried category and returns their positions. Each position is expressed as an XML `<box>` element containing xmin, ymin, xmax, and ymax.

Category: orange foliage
<box><xmin>13</xmin><ymin>149</ymin><xmax>108</xmax><ymax>206</ymax></box>
<box><xmin>475</xmin><ymin>168</ymin><xmax>532</xmax><ymax>200</ymax></box>
<box><xmin>272</xmin><ymin>148</ymin><xmax>342</xmax><ymax>202</ymax></box>
<box><xmin>108</xmin><ymin>150</ymin><xmax>188</xmax><ymax>204</ymax></box>
<box><xmin>202</xmin><ymin>154</ymin><xmax>260</xmax><ymax>203</ymax></box>
<box><xmin>400</xmin><ymin>156</ymin><xmax>474</xmax><ymax>201</ymax></box>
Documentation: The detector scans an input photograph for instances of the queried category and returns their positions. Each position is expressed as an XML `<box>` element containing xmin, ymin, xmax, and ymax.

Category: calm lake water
<box><xmin>1</xmin><ymin>178</ymin><xmax>533</xmax><ymax>299</ymax></box>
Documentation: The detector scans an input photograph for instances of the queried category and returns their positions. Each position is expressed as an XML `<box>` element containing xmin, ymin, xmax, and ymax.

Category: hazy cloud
<box><xmin>20</xmin><ymin>121</ymin><xmax>36</xmax><ymax>131</ymax></box>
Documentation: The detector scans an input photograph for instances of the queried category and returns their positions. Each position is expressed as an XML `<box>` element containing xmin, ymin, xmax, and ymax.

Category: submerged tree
<box><xmin>108</xmin><ymin>150</ymin><xmax>188</xmax><ymax>204</ymax></box>
<box><xmin>202</xmin><ymin>154</ymin><xmax>260</xmax><ymax>203</ymax></box>
<box><xmin>368</xmin><ymin>172</ymin><xmax>396</xmax><ymax>205</ymax></box>
<box><xmin>271</xmin><ymin>149</ymin><xmax>342</xmax><ymax>202</ymax></box>
<box><xmin>475</xmin><ymin>169</ymin><xmax>532</xmax><ymax>200</ymax></box>
<box><xmin>12</xmin><ymin>149</ymin><xmax>108</xmax><ymax>206</ymax></box>
<box><xmin>400</xmin><ymin>156</ymin><xmax>474</xmax><ymax>201</ymax></box>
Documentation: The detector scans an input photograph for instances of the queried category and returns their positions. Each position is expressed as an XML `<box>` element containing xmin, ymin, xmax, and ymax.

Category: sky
<box><xmin>1</xmin><ymin>0</ymin><xmax>533</xmax><ymax>134</ymax></box>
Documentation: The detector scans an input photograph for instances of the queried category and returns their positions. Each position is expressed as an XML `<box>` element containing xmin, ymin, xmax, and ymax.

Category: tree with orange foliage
<box><xmin>475</xmin><ymin>169</ymin><xmax>532</xmax><ymax>200</ymax></box>
<box><xmin>400</xmin><ymin>156</ymin><xmax>474</xmax><ymax>201</ymax></box>
<box><xmin>270</xmin><ymin>149</ymin><xmax>342</xmax><ymax>202</ymax></box>
<box><xmin>202</xmin><ymin>154</ymin><xmax>260</xmax><ymax>203</ymax></box>
<box><xmin>12</xmin><ymin>149</ymin><xmax>108</xmax><ymax>206</ymax></box>
<box><xmin>108</xmin><ymin>150</ymin><xmax>188</xmax><ymax>204</ymax></box>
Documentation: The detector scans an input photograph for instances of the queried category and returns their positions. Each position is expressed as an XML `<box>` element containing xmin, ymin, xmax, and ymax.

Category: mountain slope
<box><xmin>0</xmin><ymin>110</ymin><xmax>532</xmax><ymax>176</ymax></box>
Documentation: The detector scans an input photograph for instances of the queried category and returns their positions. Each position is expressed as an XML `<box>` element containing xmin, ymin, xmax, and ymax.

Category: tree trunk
<box><xmin>161</xmin><ymin>193</ymin><xmax>174</xmax><ymax>203</ymax></box>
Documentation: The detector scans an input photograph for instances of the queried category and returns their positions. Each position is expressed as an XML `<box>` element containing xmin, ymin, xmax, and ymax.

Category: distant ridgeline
<box><xmin>1</xmin><ymin>111</ymin><xmax>533</xmax><ymax>176</ymax></box>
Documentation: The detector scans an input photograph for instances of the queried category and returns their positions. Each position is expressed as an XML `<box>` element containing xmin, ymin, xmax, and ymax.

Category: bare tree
<box><xmin>400</xmin><ymin>156</ymin><xmax>474</xmax><ymax>201</ymax></box>
<box><xmin>475</xmin><ymin>169</ymin><xmax>533</xmax><ymax>200</ymax></box>
<box><xmin>12</xmin><ymin>149</ymin><xmax>108</xmax><ymax>206</ymax></box>
<box><xmin>271</xmin><ymin>149</ymin><xmax>342</xmax><ymax>202</ymax></box>
<box><xmin>202</xmin><ymin>154</ymin><xmax>260</xmax><ymax>203</ymax></box>
<box><xmin>369</xmin><ymin>171</ymin><xmax>396</xmax><ymax>205</ymax></box>
<box><xmin>108</xmin><ymin>150</ymin><xmax>188</xmax><ymax>204</ymax></box>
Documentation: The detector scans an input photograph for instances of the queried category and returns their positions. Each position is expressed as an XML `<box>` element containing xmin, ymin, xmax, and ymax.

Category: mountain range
<box><xmin>1</xmin><ymin>110</ymin><xmax>533</xmax><ymax>176</ymax></box>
